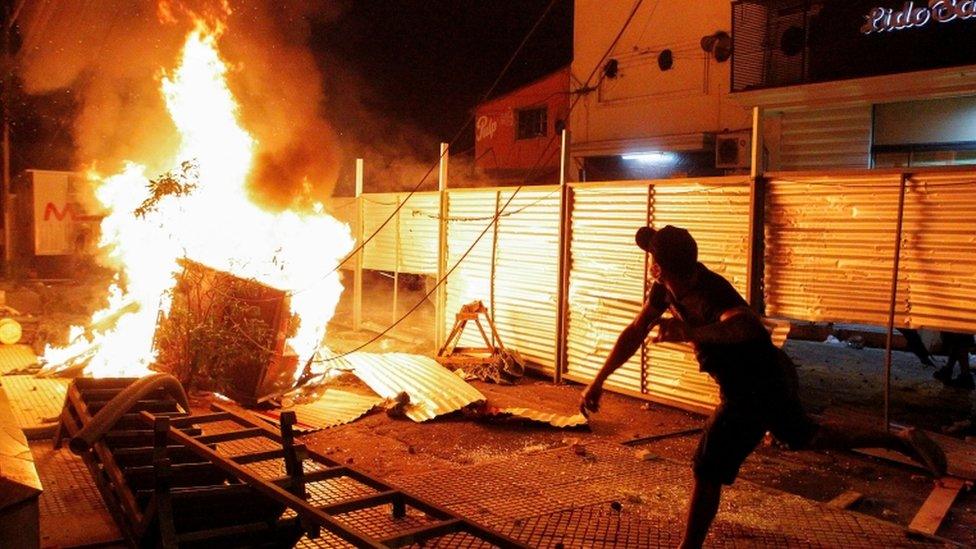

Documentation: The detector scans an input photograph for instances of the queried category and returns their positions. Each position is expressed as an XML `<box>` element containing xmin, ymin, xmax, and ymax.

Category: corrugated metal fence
<box><xmin>339</xmin><ymin>167</ymin><xmax>976</xmax><ymax>414</ymax></box>
<box><xmin>562</xmin><ymin>178</ymin><xmax>750</xmax><ymax>412</ymax></box>
<box><xmin>765</xmin><ymin>169</ymin><xmax>976</xmax><ymax>333</ymax></box>
<box><xmin>354</xmin><ymin>192</ymin><xmax>440</xmax><ymax>274</ymax></box>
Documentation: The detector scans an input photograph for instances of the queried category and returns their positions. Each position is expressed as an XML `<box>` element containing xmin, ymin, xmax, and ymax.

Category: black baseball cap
<box><xmin>635</xmin><ymin>225</ymin><xmax>698</xmax><ymax>275</ymax></box>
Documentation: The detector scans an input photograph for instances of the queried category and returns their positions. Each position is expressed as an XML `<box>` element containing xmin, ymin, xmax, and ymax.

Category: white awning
<box><xmin>729</xmin><ymin>64</ymin><xmax>976</xmax><ymax>112</ymax></box>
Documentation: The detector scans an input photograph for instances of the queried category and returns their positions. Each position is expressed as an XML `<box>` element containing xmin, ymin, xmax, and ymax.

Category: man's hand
<box><xmin>580</xmin><ymin>381</ymin><xmax>603</xmax><ymax>417</ymax></box>
<box><xmin>653</xmin><ymin>317</ymin><xmax>691</xmax><ymax>343</ymax></box>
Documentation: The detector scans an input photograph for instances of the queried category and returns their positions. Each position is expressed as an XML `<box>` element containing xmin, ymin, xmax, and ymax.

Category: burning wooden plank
<box><xmin>153</xmin><ymin>259</ymin><xmax>297</xmax><ymax>405</ymax></box>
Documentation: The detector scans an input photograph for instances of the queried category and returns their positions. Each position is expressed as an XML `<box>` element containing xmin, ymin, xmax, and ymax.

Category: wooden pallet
<box><xmin>141</xmin><ymin>402</ymin><xmax>526</xmax><ymax>547</ymax></box>
<box><xmin>60</xmin><ymin>376</ymin><xmax>524</xmax><ymax>548</ymax></box>
<box><xmin>57</xmin><ymin>377</ymin><xmax>306</xmax><ymax>547</ymax></box>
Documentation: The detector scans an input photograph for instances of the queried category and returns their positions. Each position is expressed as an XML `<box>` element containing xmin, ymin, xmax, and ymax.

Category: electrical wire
<box><xmin>306</xmin><ymin>0</ymin><xmax>649</xmax><ymax>370</ymax></box>
<box><xmin>632</xmin><ymin>0</ymin><xmax>662</xmax><ymax>48</ymax></box>
<box><xmin>313</xmin><ymin>0</ymin><xmax>564</xmax><ymax>282</ymax></box>
<box><xmin>166</xmin><ymin>0</ymin><xmax>565</xmax><ymax>307</ymax></box>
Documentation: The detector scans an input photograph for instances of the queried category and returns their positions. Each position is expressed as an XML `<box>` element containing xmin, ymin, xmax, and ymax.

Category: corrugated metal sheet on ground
<box><xmin>765</xmin><ymin>170</ymin><xmax>976</xmax><ymax>333</ymax></box>
<box><xmin>1</xmin><ymin>374</ymin><xmax>68</xmax><ymax>432</ymax></box>
<box><xmin>0</xmin><ymin>344</ymin><xmax>38</xmax><ymax>374</ymax></box>
<box><xmin>493</xmin><ymin>187</ymin><xmax>561</xmax><ymax>373</ymax></box>
<box><xmin>444</xmin><ymin>190</ymin><xmax>498</xmax><ymax>350</ymax></box>
<box><xmin>565</xmin><ymin>184</ymin><xmax>648</xmax><ymax>396</ymax></box>
<box><xmin>778</xmin><ymin>106</ymin><xmax>871</xmax><ymax>170</ymax></box>
<box><xmin>485</xmin><ymin>406</ymin><xmax>587</xmax><ymax>428</ymax></box>
<box><xmin>329</xmin><ymin>352</ymin><xmax>485</xmax><ymax>422</ymax></box>
<box><xmin>279</xmin><ymin>389</ymin><xmax>383</xmax><ymax>430</ymax></box>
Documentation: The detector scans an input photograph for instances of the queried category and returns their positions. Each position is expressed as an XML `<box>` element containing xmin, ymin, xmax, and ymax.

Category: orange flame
<box><xmin>42</xmin><ymin>24</ymin><xmax>352</xmax><ymax>379</ymax></box>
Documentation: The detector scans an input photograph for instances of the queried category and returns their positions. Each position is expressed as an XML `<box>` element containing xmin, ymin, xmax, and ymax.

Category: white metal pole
<box><xmin>392</xmin><ymin>195</ymin><xmax>401</xmax><ymax>326</ymax></box>
<box><xmin>353</xmin><ymin>159</ymin><xmax>364</xmax><ymax>331</ymax></box>
<box><xmin>555</xmin><ymin>129</ymin><xmax>572</xmax><ymax>383</ymax></box>
<box><xmin>435</xmin><ymin>143</ymin><xmax>449</xmax><ymax>349</ymax></box>
<box><xmin>747</xmin><ymin>106</ymin><xmax>766</xmax><ymax>311</ymax></box>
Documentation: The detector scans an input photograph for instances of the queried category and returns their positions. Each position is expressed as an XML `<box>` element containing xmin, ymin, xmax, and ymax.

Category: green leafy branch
<box><xmin>135</xmin><ymin>160</ymin><xmax>200</xmax><ymax>218</ymax></box>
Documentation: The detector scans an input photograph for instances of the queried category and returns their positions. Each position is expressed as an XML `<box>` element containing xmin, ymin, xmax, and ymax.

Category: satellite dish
<box><xmin>712</xmin><ymin>32</ymin><xmax>732</xmax><ymax>62</ymax></box>
<box><xmin>701</xmin><ymin>31</ymin><xmax>732</xmax><ymax>62</ymax></box>
<box><xmin>701</xmin><ymin>35</ymin><xmax>717</xmax><ymax>52</ymax></box>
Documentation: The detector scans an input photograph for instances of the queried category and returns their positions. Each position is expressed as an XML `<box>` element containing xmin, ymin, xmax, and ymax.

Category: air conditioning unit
<box><xmin>715</xmin><ymin>132</ymin><xmax>752</xmax><ymax>169</ymax></box>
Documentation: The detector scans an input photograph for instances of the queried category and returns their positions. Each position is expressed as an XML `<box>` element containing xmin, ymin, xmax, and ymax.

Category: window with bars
<box><xmin>516</xmin><ymin>107</ymin><xmax>547</xmax><ymax>140</ymax></box>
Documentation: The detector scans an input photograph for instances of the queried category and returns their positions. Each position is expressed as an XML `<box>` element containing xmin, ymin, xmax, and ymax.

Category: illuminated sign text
<box><xmin>861</xmin><ymin>0</ymin><xmax>976</xmax><ymax>34</ymax></box>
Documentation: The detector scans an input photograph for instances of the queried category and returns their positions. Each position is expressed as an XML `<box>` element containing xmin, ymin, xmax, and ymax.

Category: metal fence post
<box><xmin>393</xmin><ymin>195</ymin><xmax>401</xmax><ymax>326</ymax></box>
<box><xmin>641</xmin><ymin>182</ymin><xmax>654</xmax><ymax>394</ymax></box>
<box><xmin>435</xmin><ymin>143</ymin><xmax>449</xmax><ymax>350</ymax></box>
<box><xmin>490</xmin><ymin>191</ymin><xmax>501</xmax><ymax>347</ymax></box>
<box><xmin>555</xmin><ymin>129</ymin><xmax>572</xmax><ymax>383</ymax></box>
<box><xmin>747</xmin><ymin>106</ymin><xmax>766</xmax><ymax>313</ymax></box>
<box><xmin>353</xmin><ymin>159</ymin><xmax>364</xmax><ymax>332</ymax></box>
<box><xmin>884</xmin><ymin>173</ymin><xmax>909</xmax><ymax>432</ymax></box>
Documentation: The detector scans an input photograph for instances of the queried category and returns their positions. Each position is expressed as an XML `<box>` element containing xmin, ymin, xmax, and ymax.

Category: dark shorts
<box><xmin>693</xmin><ymin>351</ymin><xmax>819</xmax><ymax>485</ymax></box>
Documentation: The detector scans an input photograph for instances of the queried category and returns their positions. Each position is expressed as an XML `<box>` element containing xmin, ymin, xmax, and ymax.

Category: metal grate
<box><xmin>0</xmin><ymin>345</ymin><xmax>38</xmax><ymax>374</ymax></box>
<box><xmin>504</xmin><ymin>503</ymin><xmax>678</xmax><ymax>548</ymax></box>
<box><xmin>30</xmin><ymin>441</ymin><xmax>121</xmax><ymax>547</ymax></box>
<box><xmin>31</xmin><ymin>442</ymin><xmax>105</xmax><ymax>515</ymax></box>
<box><xmin>396</xmin><ymin>442</ymin><xmax>949</xmax><ymax>548</ymax></box>
<box><xmin>1</xmin><ymin>375</ymin><xmax>68</xmax><ymax>432</ymax></box>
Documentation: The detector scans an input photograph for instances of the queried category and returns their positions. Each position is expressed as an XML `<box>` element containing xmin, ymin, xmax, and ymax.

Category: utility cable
<box><xmin>306</xmin><ymin>0</ymin><xmax>648</xmax><ymax>371</ymax></box>
<box><xmin>314</xmin><ymin>0</ymin><xmax>563</xmax><ymax>284</ymax></box>
<box><xmin>175</xmin><ymin>0</ymin><xmax>564</xmax><ymax>306</ymax></box>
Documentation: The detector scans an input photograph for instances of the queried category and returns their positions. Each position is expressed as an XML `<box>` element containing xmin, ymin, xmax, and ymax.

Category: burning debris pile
<box><xmin>14</xmin><ymin>4</ymin><xmax>580</xmax><ymax>436</ymax></box>
<box><xmin>33</xmin><ymin>16</ymin><xmax>352</xmax><ymax>383</ymax></box>
<box><xmin>154</xmin><ymin>259</ymin><xmax>297</xmax><ymax>405</ymax></box>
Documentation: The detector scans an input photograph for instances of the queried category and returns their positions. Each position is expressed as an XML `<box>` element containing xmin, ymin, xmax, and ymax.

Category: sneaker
<box><xmin>898</xmin><ymin>428</ymin><xmax>948</xmax><ymax>478</ymax></box>
<box><xmin>949</xmin><ymin>373</ymin><xmax>975</xmax><ymax>391</ymax></box>
<box><xmin>933</xmin><ymin>367</ymin><xmax>953</xmax><ymax>384</ymax></box>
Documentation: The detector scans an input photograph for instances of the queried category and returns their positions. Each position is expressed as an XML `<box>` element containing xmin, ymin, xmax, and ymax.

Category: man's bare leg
<box><xmin>679</xmin><ymin>477</ymin><xmax>722</xmax><ymax>549</ymax></box>
<box><xmin>807</xmin><ymin>424</ymin><xmax>947</xmax><ymax>476</ymax></box>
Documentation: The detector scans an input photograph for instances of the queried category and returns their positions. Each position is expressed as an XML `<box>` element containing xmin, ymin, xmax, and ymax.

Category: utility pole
<box><xmin>1</xmin><ymin>1</ymin><xmax>14</xmax><ymax>278</ymax></box>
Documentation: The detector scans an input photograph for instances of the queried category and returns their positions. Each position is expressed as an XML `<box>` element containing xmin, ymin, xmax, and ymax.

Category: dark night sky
<box><xmin>311</xmin><ymin>1</ymin><xmax>573</xmax><ymax>154</ymax></box>
<box><xmin>11</xmin><ymin>1</ymin><xmax>573</xmax><ymax>180</ymax></box>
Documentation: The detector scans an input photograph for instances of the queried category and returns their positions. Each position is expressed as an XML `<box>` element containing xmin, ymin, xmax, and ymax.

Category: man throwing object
<box><xmin>580</xmin><ymin>225</ymin><xmax>947</xmax><ymax>549</ymax></box>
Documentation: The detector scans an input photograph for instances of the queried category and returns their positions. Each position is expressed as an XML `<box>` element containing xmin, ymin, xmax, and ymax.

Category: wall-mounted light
<box><xmin>622</xmin><ymin>151</ymin><xmax>675</xmax><ymax>163</ymax></box>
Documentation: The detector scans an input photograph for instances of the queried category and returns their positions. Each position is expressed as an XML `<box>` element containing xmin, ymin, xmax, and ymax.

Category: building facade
<box><xmin>569</xmin><ymin>0</ymin><xmax>752</xmax><ymax>180</ymax></box>
<box><xmin>473</xmin><ymin>68</ymin><xmax>571</xmax><ymax>183</ymax></box>
<box><xmin>730</xmin><ymin>0</ymin><xmax>976</xmax><ymax>170</ymax></box>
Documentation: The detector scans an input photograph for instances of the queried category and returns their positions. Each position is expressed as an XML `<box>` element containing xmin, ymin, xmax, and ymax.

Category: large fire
<box><xmin>41</xmin><ymin>23</ymin><xmax>353</xmax><ymax>379</ymax></box>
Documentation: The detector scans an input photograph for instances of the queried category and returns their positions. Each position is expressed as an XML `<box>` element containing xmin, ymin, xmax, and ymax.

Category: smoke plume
<box><xmin>16</xmin><ymin>0</ymin><xmax>349</xmax><ymax>205</ymax></box>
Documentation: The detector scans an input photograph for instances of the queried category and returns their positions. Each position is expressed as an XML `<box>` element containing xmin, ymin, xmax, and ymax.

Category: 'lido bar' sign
<box><xmin>861</xmin><ymin>0</ymin><xmax>976</xmax><ymax>34</ymax></box>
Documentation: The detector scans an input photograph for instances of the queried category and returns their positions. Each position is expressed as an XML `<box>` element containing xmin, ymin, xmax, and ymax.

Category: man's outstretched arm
<box><xmin>580</xmin><ymin>302</ymin><xmax>663</xmax><ymax>414</ymax></box>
